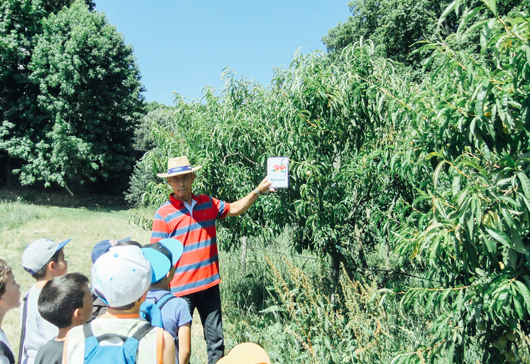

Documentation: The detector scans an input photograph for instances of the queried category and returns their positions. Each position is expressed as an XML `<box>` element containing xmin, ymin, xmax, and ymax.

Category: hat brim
<box><xmin>157</xmin><ymin>165</ymin><xmax>201</xmax><ymax>178</ymax></box>
<box><xmin>142</xmin><ymin>249</ymin><xmax>172</xmax><ymax>283</ymax></box>
<box><xmin>158</xmin><ymin>238</ymin><xmax>184</xmax><ymax>266</ymax></box>
<box><xmin>56</xmin><ymin>239</ymin><xmax>71</xmax><ymax>252</ymax></box>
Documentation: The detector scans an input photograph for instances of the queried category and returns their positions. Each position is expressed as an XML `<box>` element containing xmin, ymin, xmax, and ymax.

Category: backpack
<box><xmin>82</xmin><ymin>321</ymin><xmax>154</xmax><ymax>364</ymax></box>
<box><xmin>139</xmin><ymin>292</ymin><xmax>177</xmax><ymax>328</ymax></box>
<box><xmin>0</xmin><ymin>341</ymin><xmax>15</xmax><ymax>364</ymax></box>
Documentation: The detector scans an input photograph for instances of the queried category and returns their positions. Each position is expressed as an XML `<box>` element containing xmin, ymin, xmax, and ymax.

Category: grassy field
<box><xmin>0</xmin><ymin>201</ymin><xmax>209</xmax><ymax>364</ymax></box>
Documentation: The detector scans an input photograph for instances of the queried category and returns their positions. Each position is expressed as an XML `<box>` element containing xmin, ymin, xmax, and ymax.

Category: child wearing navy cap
<box><xmin>142</xmin><ymin>239</ymin><xmax>192</xmax><ymax>364</ymax></box>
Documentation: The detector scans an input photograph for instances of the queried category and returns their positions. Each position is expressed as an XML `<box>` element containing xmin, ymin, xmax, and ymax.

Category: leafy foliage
<box><xmin>131</xmin><ymin>0</ymin><xmax>530</xmax><ymax>361</ymax></box>
<box><xmin>0</xmin><ymin>0</ymin><xmax>143</xmax><ymax>187</ymax></box>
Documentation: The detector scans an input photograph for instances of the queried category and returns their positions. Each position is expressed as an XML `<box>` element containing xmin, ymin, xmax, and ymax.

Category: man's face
<box><xmin>167</xmin><ymin>173</ymin><xmax>195</xmax><ymax>201</ymax></box>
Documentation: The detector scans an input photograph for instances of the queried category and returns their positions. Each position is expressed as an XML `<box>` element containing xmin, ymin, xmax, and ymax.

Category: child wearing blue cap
<box><xmin>142</xmin><ymin>239</ymin><xmax>192</xmax><ymax>364</ymax></box>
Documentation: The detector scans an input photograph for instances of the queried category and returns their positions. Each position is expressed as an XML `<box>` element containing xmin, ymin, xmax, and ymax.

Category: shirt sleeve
<box><xmin>175</xmin><ymin>299</ymin><xmax>192</xmax><ymax>327</ymax></box>
<box><xmin>212</xmin><ymin>197</ymin><xmax>230</xmax><ymax>220</ymax></box>
<box><xmin>151</xmin><ymin>212</ymin><xmax>170</xmax><ymax>244</ymax></box>
<box><xmin>0</xmin><ymin>355</ymin><xmax>9</xmax><ymax>364</ymax></box>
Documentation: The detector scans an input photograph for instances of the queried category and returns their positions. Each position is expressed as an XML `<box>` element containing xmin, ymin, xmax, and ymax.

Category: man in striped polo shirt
<box><xmin>151</xmin><ymin>156</ymin><xmax>272</xmax><ymax>364</ymax></box>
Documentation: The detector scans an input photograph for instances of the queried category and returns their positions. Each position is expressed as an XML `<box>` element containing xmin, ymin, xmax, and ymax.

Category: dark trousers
<box><xmin>181</xmin><ymin>284</ymin><xmax>224</xmax><ymax>364</ymax></box>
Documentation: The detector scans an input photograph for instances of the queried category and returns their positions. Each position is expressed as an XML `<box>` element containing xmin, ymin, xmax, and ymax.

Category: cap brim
<box><xmin>141</xmin><ymin>248</ymin><xmax>172</xmax><ymax>283</ymax></box>
<box><xmin>158</xmin><ymin>238</ymin><xmax>184</xmax><ymax>265</ymax></box>
<box><xmin>156</xmin><ymin>166</ymin><xmax>201</xmax><ymax>178</ymax></box>
<box><xmin>56</xmin><ymin>239</ymin><xmax>71</xmax><ymax>252</ymax></box>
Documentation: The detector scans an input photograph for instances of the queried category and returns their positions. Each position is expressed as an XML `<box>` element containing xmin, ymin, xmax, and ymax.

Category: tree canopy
<box><xmin>0</xmin><ymin>0</ymin><xmax>143</xmax><ymax>188</ymax></box>
<box><xmin>321</xmin><ymin>0</ymin><xmax>522</xmax><ymax>68</ymax></box>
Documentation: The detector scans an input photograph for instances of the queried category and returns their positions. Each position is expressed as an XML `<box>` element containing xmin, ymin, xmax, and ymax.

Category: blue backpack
<box><xmin>82</xmin><ymin>322</ymin><xmax>154</xmax><ymax>364</ymax></box>
<box><xmin>139</xmin><ymin>292</ymin><xmax>176</xmax><ymax>328</ymax></box>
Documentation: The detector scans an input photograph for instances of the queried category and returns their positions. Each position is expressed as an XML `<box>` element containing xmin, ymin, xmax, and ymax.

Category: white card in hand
<box><xmin>267</xmin><ymin>157</ymin><xmax>289</xmax><ymax>188</ymax></box>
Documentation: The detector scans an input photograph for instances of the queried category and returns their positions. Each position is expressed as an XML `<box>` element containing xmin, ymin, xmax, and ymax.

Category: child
<box><xmin>63</xmin><ymin>245</ymin><xmax>175</xmax><ymax>364</ymax></box>
<box><xmin>142</xmin><ymin>238</ymin><xmax>191</xmax><ymax>364</ymax></box>
<box><xmin>20</xmin><ymin>238</ymin><xmax>70</xmax><ymax>364</ymax></box>
<box><xmin>89</xmin><ymin>238</ymin><xmax>138</xmax><ymax>321</ymax></box>
<box><xmin>0</xmin><ymin>259</ymin><xmax>21</xmax><ymax>364</ymax></box>
<box><xmin>34</xmin><ymin>273</ymin><xmax>93</xmax><ymax>364</ymax></box>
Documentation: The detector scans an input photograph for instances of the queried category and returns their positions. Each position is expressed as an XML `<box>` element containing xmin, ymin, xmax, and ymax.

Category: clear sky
<box><xmin>93</xmin><ymin>1</ymin><xmax>350</xmax><ymax>105</ymax></box>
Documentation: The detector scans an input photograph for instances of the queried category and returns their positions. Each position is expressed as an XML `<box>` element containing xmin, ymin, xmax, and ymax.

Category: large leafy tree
<box><xmin>321</xmin><ymin>0</ymin><xmax>521</xmax><ymax>68</ymax></box>
<box><xmin>0</xmin><ymin>0</ymin><xmax>143</xmax><ymax>187</ymax></box>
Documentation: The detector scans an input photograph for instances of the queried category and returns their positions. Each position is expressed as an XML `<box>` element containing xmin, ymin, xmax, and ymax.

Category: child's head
<box><xmin>91</xmin><ymin>245</ymin><xmax>152</xmax><ymax>310</ymax></box>
<box><xmin>90</xmin><ymin>237</ymin><xmax>138</xmax><ymax>263</ymax></box>
<box><xmin>22</xmin><ymin>238</ymin><xmax>70</xmax><ymax>280</ymax></box>
<box><xmin>217</xmin><ymin>343</ymin><xmax>271</xmax><ymax>364</ymax></box>
<box><xmin>38</xmin><ymin>273</ymin><xmax>93</xmax><ymax>329</ymax></box>
<box><xmin>0</xmin><ymin>259</ymin><xmax>21</xmax><ymax>312</ymax></box>
<box><xmin>141</xmin><ymin>238</ymin><xmax>184</xmax><ymax>287</ymax></box>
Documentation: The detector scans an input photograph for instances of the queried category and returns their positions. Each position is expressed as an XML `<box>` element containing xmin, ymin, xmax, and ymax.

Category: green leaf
<box><xmin>485</xmin><ymin>238</ymin><xmax>497</xmax><ymax>254</ymax></box>
<box><xmin>438</xmin><ymin>1</ymin><xmax>457</xmax><ymax>28</ymax></box>
<box><xmin>426</xmin><ymin>151</ymin><xmax>443</xmax><ymax>160</ymax></box>
<box><xmin>517</xmin><ymin>172</ymin><xmax>530</xmax><ymax>201</ymax></box>
<box><xmin>434</xmin><ymin>161</ymin><xmax>446</xmax><ymax>189</ymax></box>
<box><xmin>515</xmin><ymin>281</ymin><xmax>530</xmax><ymax>315</ymax></box>
<box><xmin>486</xmin><ymin>228</ymin><xmax>512</xmax><ymax>249</ymax></box>
<box><xmin>452</xmin><ymin>176</ymin><xmax>461</xmax><ymax>197</ymax></box>
<box><xmin>481</xmin><ymin>0</ymin><xmax>497</xmax><ymax>16</ymax></box>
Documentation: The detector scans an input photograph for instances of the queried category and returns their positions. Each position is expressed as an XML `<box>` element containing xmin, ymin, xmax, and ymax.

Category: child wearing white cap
<box><xmin>20</xmin><ymin>238</ymin><xmax>70</xmax><ymax>364</ymax></box>
<box><xmin>63</xmin><ymin>245</ymin><xmax>175</xmax><ymax>364</ymax></box>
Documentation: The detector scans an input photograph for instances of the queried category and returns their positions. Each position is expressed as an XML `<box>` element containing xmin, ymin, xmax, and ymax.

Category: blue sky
<box><xmin>94</xmin><ymin>1</ymin><xmax>350</xmax><ymax>105</ymax></box>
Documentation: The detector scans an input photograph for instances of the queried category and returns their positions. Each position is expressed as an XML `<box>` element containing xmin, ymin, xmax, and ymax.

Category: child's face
<box><xmin>52</xmin><ymin>249</ymin><xmax>68</xmax><ymax>277</ymax></box>
<box><xmin>73</xmin><ymin>284</ymin><xmax>94</xmax><ymax>326</ymax></box>
<box><xmin>79</xmin><ymin>284</ymin><xmax>94</xmax><ymax>323</ymax></box>
<box><xmin>1</xmin><ymin>272</ymin><xmax>21</xmax><ymax>310</ymax></box>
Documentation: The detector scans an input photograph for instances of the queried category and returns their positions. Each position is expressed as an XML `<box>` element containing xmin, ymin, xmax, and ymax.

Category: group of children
<box><xmin>0</xmin><ymin>237</ymin><xmax>271</xmax><ymax>364</ymax></box>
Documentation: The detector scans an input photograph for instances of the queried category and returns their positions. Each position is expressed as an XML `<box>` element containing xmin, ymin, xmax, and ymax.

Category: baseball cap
<box><xmin>141</xmin><ymin>238</ymin><xmax>184</xmax><ymax>283</ymax></box>
<box><xmin>22</xmin><ymin>238</ymin><xmax>71</xmax><ymax>275</ymax></box>
<box><xmin>91</xmin><ymin>237</ymin><xmax>132</xmax><ymax>263</ymax></box>
<box><xmin>91</xmin><ymin>245</ymin><xmax>152</xmax><ymax>307</ymax></box>
<box><xmin>216</xmin><ymin>343</ymin><xmax>271</xmax><ymax>364</ymax></box>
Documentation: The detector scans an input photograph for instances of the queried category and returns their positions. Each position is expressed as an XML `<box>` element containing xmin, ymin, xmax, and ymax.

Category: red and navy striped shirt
<box><xmin>151</xmin><ymin>193</ymin><xmax>230</xmax><ymax>296</ymax></box>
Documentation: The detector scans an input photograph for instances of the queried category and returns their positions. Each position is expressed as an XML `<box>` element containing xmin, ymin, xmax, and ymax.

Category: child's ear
<box><xmin>73</xmin><ymin>307</ymin><xmax>88</xmax><ymax>324</ymax></box>
<box><xmin>47</xmin><ymin>260</ymin><xmax>56</xmax><ymax>272</ymax></box>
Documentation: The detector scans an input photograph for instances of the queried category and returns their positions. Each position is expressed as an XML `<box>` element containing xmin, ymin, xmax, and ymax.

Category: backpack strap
<box><xmin>130</xmin><ymin>323</ymin><xmax>154</xmax><ymax>342</ymax></box>
<box><xmin>0</xmin><ymin>341</ymin><xmax>15</xmax><ymax>364</ymax></box>
<box><xmin>155</xmin><ymin>292</ymin><xmax>176</xmax><ymax>311</ymax></box>
<box><xmin>17</xmin><ymin>292</ymin><xmax>29</xmax><ymax>364</ymax></box>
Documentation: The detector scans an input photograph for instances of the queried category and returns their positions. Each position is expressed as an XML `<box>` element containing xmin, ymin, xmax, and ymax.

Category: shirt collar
<box><xmin>169</xmin><ymin>193</ymin><xmax>197</xmax><ymax>207</ymax></box>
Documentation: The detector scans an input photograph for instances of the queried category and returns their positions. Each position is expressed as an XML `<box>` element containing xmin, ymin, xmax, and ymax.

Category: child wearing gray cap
<box><xmin>19</xmin><ymin>238</ymin><xmax>70</xmax><ymax>364</ymax></box>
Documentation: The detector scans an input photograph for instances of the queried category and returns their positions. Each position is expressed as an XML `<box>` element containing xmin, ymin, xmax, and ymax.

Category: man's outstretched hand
<box><xmin>256</xmin><ymin>176</ymin><xmax>275</xmax><ymax>194</ymax></box>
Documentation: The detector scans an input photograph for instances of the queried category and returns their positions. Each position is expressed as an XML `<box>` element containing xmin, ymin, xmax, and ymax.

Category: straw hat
<box><xmin>216</xmin><ymin>343</ymin><xmax>271</xmax><ymax>364</ymax></box>
<box><xmin>156</xmin><ymin>156</ymin><xmax>202</xmax><ymax>178</ymax></box>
